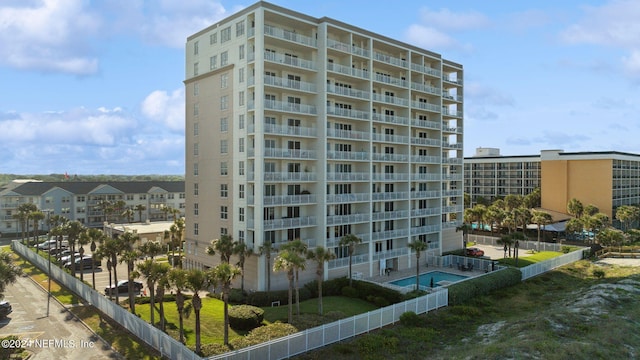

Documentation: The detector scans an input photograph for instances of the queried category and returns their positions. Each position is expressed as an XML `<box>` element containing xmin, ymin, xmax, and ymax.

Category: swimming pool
<box><xmin>389</xmin><ymin>271</ymin><xmax>468</xmax><ymax>288</ymax></box>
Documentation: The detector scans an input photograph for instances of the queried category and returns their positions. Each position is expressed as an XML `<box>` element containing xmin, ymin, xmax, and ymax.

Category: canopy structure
<box><xmin>526</xmin><ymin>220</ymin><xmax>566</xmax><ymax>233</ymax></box>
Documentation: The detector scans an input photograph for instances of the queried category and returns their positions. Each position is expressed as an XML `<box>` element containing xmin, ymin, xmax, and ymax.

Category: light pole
<box><xmin>44</xmin><ymin>209</ymin><xmax>52</xmax><ymax>317</ymax></box>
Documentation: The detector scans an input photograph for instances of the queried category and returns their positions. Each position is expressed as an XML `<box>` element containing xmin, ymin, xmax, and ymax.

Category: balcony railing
<box><xmin>411</xmin><ymin>208</ymin><xmax>441</xmax><ymax>217</ymax></box>
<box><xmin>410</xmin><ymin>224</ymin><xmax>440</xmax><ymax>235</ymax></box>
<box><xmin>263</xmin><ymin>216</ymin><xmax>317</xmax><ymax>230</ymax></box>
<box><xmin>373</xmin><ymin>73</ymin><xmax>408</xmax><ymax>88</ymax></box>
<box><xmin>326</xmin><ymin>39</ymin><xmax>371</xmax><ymax>58</ymax></box>
<box><xmin>411</xmin><ymin>82</ymin><xmax>441</xmax><ymax>96</ymax></box>
<box><xmin>263</xmin><ymin>194</ymin><xmax>317</xmax><ymax>206</ymax></box>
<box><xmin>326</xmin><ymin>193</ymin><xmax>370</xmax><ymax>203</ymax></box>
<box><xmin>411</xmin><ymin>137</ymin><xmax>441</xmax><ymax>146</ymax></box>
<box><xmin>264</xmin><ymin>24</ymin><xmax>317</xmax><ymax>47</ymax></box>
<box><xmin>263</xmin><ymin>75</ymin><xmax>317</xmax><ymax>92</ymax></box>
<box><xmin>327</xmin><ymin>150</ymin><xmax>369</xmax><ymax>161</ymax></box>
<box><xmin>327</xmin><ymin>213</ymin><xmax>370</xmax><ymax>225</ymax></box>
<box><xmin>411</xmin><ymin>190</ymin><xmax>441</xmax><ymax>198</ymax></box>
<box><xmin>372</xmin><ymin>191</ymin><xmax>409</xmax><ymax>201</ymax></box>
<box><xmin>412</xmin><ymin>101</ymin><xmax>440</xmax><ymax>113</ymax></box>
<box><xmin>372</xmin><ymin>210</ymin><xmax>410</xmax><ymax>221</ymax></box>
<box><xmin>326</xmin><ymin>106</ymin><xmax>370</xmax><ymax>120</ymax></box>
<box><xmin>326</xmin><ymin>128</ymin><xmax>370</xmax><ymax>141</ymax></box>
<box><xmin>371</xmin><ymin>113</ymin><xmax>409</xmax><ymax>125</ymax></box>
<box><xmin>259</xmin><ymin>123</ymin><xmax>317</xmax><ymax>137</ymax></box>
<box><xmin>371</xmin><ymin>153</ymin><xmax>409</xmax><ymax>162</ymax></box>
<box><xmin>326</xmin><ymin>172</ymin><xmax>370</xmax><ymax>181</ymax></box>
<box><xmin>373</xmin><ymin>51</ymin><xmax>408</xmax><ymax>68</ymax></box>
<box><xmin>371</xmin><ymin>173</ymin><xmax>410</xmax><ymax>181</ymax></box>
<box><xmin>411</xmin><ymin>63</ymin><xmax>441</xmax><ymax>77</ymax></box>
<box><xmin>371</xmin><ymin>133</ymin><xmax>409</xmax><ymax>143</ymax></box>
<box><xmin>411</xmin><ymin>118</ymin><xmax>440</xmax><ymax>129</ymax></box>
<box><xmin>263</xmin><ymin>99</ymin><xmax>317</xmax><ymax>115</ymax></box>
<box><xmin>326</xmin><ymin>84</ymin><xmax>370</xmax><ymax>100</ymax></box>
<box><xmin>252</xmin><ymin>148</ymin><xmax>316</xmax><ymax>159</ymax></box>
<box><xmin>442</xmin><ymin>108</ymin><xmax>463</xmax><ymax>118</ymax></box>
<box><xmin>372</xmin><ymin>93</ymin><xmax>409</xmax><ymax>106</ymax></box>
<box><xmin>327</xmin><ymin>62</ymin><xmax>369</xmax><ymax>80</ymax></box>
<box><xmin>371</xmin><ymin>228</ymin><xmax>409</xmax><ymax>241</ymax></box>
<box><xmin>259</xmin><ymin>172</ymin><xmax>317</xmax><ymax>182</ymax></box>
<box><xmin>411</xmin><ymin>155</ymin><xmax>441</xmax><ymax>163</ymax></box>
<box><xmin>411</xmin><ymin>173</ymin><xmax>441</xmax><ymax>181</ymax></box>
<box><xmin>264</xmin><ymin>51</ymin><xmax>317</xmax><ymax>71</ymax></box>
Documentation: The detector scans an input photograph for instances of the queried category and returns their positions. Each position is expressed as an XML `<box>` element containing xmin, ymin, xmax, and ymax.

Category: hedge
<box><xmin>447</xmin><ymin>268</ymin><xmax>522</xmax><ymax>306</ymax></box>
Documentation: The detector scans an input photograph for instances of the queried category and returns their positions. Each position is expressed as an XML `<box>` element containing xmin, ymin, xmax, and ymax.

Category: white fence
<box><xmin>468</xmin><ymin>234</ymin><xmax>565</xmax><ymax>252</ymax></box>
<box><xmin>11</xmin><ymin>240</ymin><xmax>199</xmax><ymax>360</ymax></box>
<box><xmin>519</xmin><ymin>248</ymin><xmax>586</xmax><ymax>280</ymax></box>
<box><xmin>207</xmin><ymin>290</ymin><xmax>448</xmax><ymax>360</ymax></box>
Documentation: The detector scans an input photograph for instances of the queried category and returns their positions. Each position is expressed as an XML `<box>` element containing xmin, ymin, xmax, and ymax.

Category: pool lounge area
<box><xmin>389</xmin><ymin>271</ymin><xmax>468</xmax><ymax>289</ymax></box>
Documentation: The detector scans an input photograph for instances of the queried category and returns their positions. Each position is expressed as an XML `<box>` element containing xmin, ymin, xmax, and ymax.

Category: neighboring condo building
<box><xmin>0</xmin><ymin>180</ymin><xmax>185</xmax><ymax>234</ymax></box>
<box><xmin>184</xmin><ymin>1</ymin><xmax>464</xmax><ymax>291</ymax></box>
<box><xmin>464</xmin><ymin>147</ymin><xmax>541</xmax><ymax>205</ymax></box>
<box><xmin>464</xmin><ymin>148</ymin><xmax>640</xmax><ymax>221</ymax></box>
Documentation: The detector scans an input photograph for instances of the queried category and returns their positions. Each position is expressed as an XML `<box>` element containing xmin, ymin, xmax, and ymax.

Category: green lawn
<box><xmin>497</xmin><ymin>250</ymin><xmax>563</xmax><ymax>267</ymax></box>
<box><xmin>263</xmin><ymin>296</ymin><xmax>378</xmax><ymax>323</ymax></box>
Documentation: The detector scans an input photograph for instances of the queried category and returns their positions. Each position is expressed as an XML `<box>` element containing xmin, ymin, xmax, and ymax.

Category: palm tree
<box><xmin>168</xmin><ymin>268</ymin><xmax>189</xmax><ymax>344</ymax></box>
<box><xmin>97</xmin><ymin>199</ymin><xmax>113</xmax><ymax>224</ymax></box>
<box><xmin>455</xmin><ymin>223</ymin><xmax>472</xmax><ymax>249</ymax></box>
<box><xmin>485</xmin><ymin>205</ymin><xmax>505</xmax><ymax>236</ymax></box>
<box><xmin>339</xmin><ymin>234</ymin><xmax>362</xmax><ymax>287</ymax></box>
<box><xmin>306</xmin><ymin>246</ymin><xmax>335</xmax><ymax>315</ymax></box>
<box><xmin>169</xmin><ymin>218</ymin><xmax>185</xmax><ymax>267</ymax></box>
<box><xmin>134</xmin><ymin>204</ymin><xmax>147</xmax><ymax>223</ymax></box>
<box><xmin>84</xmin><ymin>228</ymin><xmax>105</xmax><ymax>289</ymax></box>
<box><xmin>210</xmin><ymin>263</ymin><xmax>241</xmax><ymax>346</ymax></box>
<box><xmin>98</xmin><ymin>237</ymin><xmax>123</xmax><ymax>303</ymax></box>
<box><xmin>567</xmin><ymin>198</ymin><xmax>584</xmax><ymax>219</ymax></box>
<box><xmin>273</xmin><ymin>250</ymin><xmax>297</xmax><ymax>324</ymax></box>
<box><xmin>66</xmin><ymin>221</ymin><xmax>85</xmax><ymax>277</ymax></box>
<box><xmin>281</xmin><ymin>239</ymin><xmax>307</xmax><ymax>316</ymax></box>
<box><xmin>139</xmin><ymin>241</ymin><xmax>163</xmax><ymax>260</ymax></box>
<box><xmin>207</xmin><ymin>234</ymin><xmax>235</xmax><ymax>264</ymax></box>
<box><xmin>259</xmin><ymin>241</ymin><xmax>277</xmax><ymax>293</ymax></box>
<box><xmin>122</xmin><ymin>208</ymin><xmax>135</xmax><ymax>223</ymax></box>
<box><xmin>15</xmin><ymin>203</ymin><xmax>36</xmax><ymax>244</ymax></box>
<box><xmin>183</xmin><ymin>269</ymin><xmax>211</xmax><ymax>355</ymax></box>
<box><xmin>233</xmin><ymin>240</ymin><xmax>253</xmax><ymax>293</ymax></box>
<box><xmin>119</xmin><ymin>231</ymin><xmax>140</xmax><ymax>313</ymax></box>
<box><xmin>136</xmin><ymin>259</ymin><xmax>170</xmax><ymax>326</ymax></box>
<box><xmin>113</xmin><ymin>200</ymin><xmax>127</xmax><ymax>223</ymax></box>
<box><xmin>531</xmin><ymin>210</ymin><xmax>553</xmax><ymax>252</ymax></box>
<box><xmin>77</xmin><ymin>229</ymin><xmax>91</xmax><ymax>282</ymax></box>
<box><xmin>0</xmin><ymin>250</ymin><xmax>23</xmax><ymax>298</ymax></box>
<box><xmin>29</xmin><ymin>210</ymin><xmax>45</xmax><ymax>244</ymax></box>
<box><xmin>407</xmin><ymin>240</ymin><xmax>428</xmax><ymax>291</ymax></box>
<box><xmin>156</xmin><ymin>273</ymin><xmax>170</xmax><ymax>331</ymax></box>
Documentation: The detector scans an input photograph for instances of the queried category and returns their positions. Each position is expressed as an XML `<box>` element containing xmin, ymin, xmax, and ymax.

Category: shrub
<box><xmin>448</xmin><ymin>268</ymin><xmax>522</xmax><ymax>306</ymax></box>
<box><xmin>593</xmin><ymin>268</ymin><xmax>606</xmax><ymax>279</ymax></box>
<box><xmin>399</xmin><ymin>311</ymin><xmax>422</xmax><ymax>327</ymax></box>
<box><xmin>228</xmin><ymin>305</ymin><xmax>265</xmax><ymax>331</ymax></box>
<box><xmin>561</xmin><ymin>246</ymin><xmax>573</xmax><ymax>254</ymax></box>
<box><xmin>135</xmin><ymin>293</ymin><xmax>191</xmax><ymax>304</ymax></box>
<box><xmin>229</xmin><ymin>322</ymin><xmax>298</xmax><ymax>349</ymax></box>
<box><xmin>341</xmin><ymin>286</ymin><xmax>358</xmax><ymax>298</ymax></box>
<box><xmin>372</xmin><ymin>296</ymin><xmax>390</xmax><ymax>307</ymax></box>
<box><xmin>247</xmin><ymin>290</ymin><xmax>289</xmax><ymax>307</ymax></box>
<box><xmin>228</xmin><ymin>288</ymin><xmax>246</xmax><ymax>304</ymax></box>
<box><xmin>200</xmin><ymin>343</ymin><xmax>230</xmax><ymax>357</ymax></box>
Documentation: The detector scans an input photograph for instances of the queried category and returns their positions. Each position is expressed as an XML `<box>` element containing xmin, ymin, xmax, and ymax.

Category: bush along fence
<box><xmin>11</xmin><ymin>240</ymin><xmax>200</xmax><ymax>360</ymax></box>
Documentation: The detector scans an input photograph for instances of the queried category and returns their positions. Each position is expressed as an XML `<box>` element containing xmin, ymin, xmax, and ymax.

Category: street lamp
<box><xmin>43</xmin><ymin>209</ymin><xmax>52</xmax><ymax>317</ymax></box>
<box><xmin>107</xmin><ymin>259</ymin><xmax>113</xmax><ymax>300</ymax></box>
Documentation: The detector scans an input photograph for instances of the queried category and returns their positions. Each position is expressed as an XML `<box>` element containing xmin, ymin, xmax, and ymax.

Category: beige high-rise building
<box><xmin>184</xmin><ymin>1</ymin><xmax>464</xmax><ymax>291</ymax></box>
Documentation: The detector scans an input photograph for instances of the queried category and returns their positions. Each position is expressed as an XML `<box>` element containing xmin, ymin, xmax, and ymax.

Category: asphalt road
<box><xmin>0</xmin><ymin>274</ymin><xmax>119</xmax><ymax>359</ymax></box>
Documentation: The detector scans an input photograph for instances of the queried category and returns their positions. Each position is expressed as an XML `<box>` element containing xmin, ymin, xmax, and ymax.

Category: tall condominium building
<box><xmin>0</xmin><ymin>180</ymin><xmax>185</xmax><ymax>234</ymax></box>
<box><xmin>464</xmin><ymin>147</ymin><xmax>541</xmax><ymax>205</ymax></box>
<box><xmin>464</xmin><ymin>148</ymin><xmax>640</xmax><ymax>222</ymax></box>
<box><xmin>184</xmin><ymin>1</ymin><xmax>464</xmax><ymax>291</ymax></box>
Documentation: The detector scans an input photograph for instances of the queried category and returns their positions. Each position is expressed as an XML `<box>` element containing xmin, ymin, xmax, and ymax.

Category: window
<box><xmin>239</xmin><ymin>138</ymin><xmax>245</xmax><ymax>152</ymax></box>
<box><xmin>193</xmin><ymin>62</ymin><xmax>199</xmax><ymax>76</ymax></box>
<box><xmin>193</xmin><ymin>143</ymin><xmax>199</xmax><ymax>156</ymax></box>
<box><xmin>239</xmin><ymin>184</ymin><xmax>245</xmax><ymax>199</ymax></box>
<box><xmin>220</xmin><ymin>139</ymin><xmax>228</xmax><ymax>154</ymax></box>
<box><xmin>220</xmin><ymin>95</ymin><xmax>228</xmax><ymax>110</ymax></box>
<box><xmin>265</xmin><ymin>184</ymin><xmax>276</xmax><ymax>196</ymax></box>
<box><xmin>193</xmin><ymin>122</ymin><xmax>199</xmax><ymax>136</ymax></box>
<box><xmin>220</xmin><ymin>117</ymin><xmax>228</xmax><ymax>132</ymax></box>
<box><xmin>239</xmin><ymin>68</ymin><xmax>245</xmax><ymax>83</ymax></box>
<box><xmin>239</xmin><ymin>44</ymin><xmax>245</xmax><ymax>60</ymax></box>
<box><xmin>221</xmin><ymin>206</ymin><xmax>228</xmax><ymax>219</ymax></box>
<box><xmin>194</xmin><ymin>41</ymin><xmax>199</xmax><ymax>55</ymax></box>
<box><xmin>236</xmin><ymin>21</ymin><xmax>244</xmax><ymax>36</ymax></box>
<box><xmin>194</xmin><ymin>83</ymin><xmax>199</xmax><ymax>96</ymax></box>
<box><xmin>264</xmin><ymin>207</ymin><xmax>275</xmax><ymax>220</ymax></box>
<box><xmin>194</xmin><ymin>223</ymin><xmax>199</xmax><ymax>235</ymax></box>
<box><xmin>77</xmin><ymin>196</ymin><xmax>85</xmax><ymax>202</ymax></box>
<box><xmin>139</xmin><ymin>194</ymin><xmax>147</xmax><ymax>200</ymax></box>
<box><xmin>239</xmin><ymin>207</ymin><xmax>245</xmax><ymax>221</ymax></box>
<box><xmin>210</xmin><ymin>32</ymin><xmax>217</xmax><ymax>44</ymax></box>
<box><xmin>193</xmin><ymin>163</ymin><xmax>199</xmax><ymax>176</ymax></box>
<box><xmin>221</xmin><ymin>26</ymin><xmax>231</xmax><ymax>42</ymax></box>
<box><xmin>221</xmin><ymin>228</ymin><xmax>228</xmax><ymax>235</ymax></box>
<box><xmin>210</xmin><ymin>55</ymin><xmax>217</xmax><ymax>70</ymax></box>
<box><xmin>193</xmin><ymin>103</ymin><xmax>199</xmax><ymax>116</ymax></box>
<box><xmin>265</xmin><ymin>231</ymin><xmax>276</xmax><ymax>244</ymax></box>
<box><xmin>221</xmin><ymin>73</ymin><xmax>228</xmax><ymax>88</ymax></box>
<box><xmin>221</xmin><ymin>51</ymin><xmax>228</xmax><ymax>66</ymax></box>
<box><xmin>126</xmin><ymin>195</ymin><xmax>133</xmax><ymax>201</ymax></box>
<box><xmin>287</xmin><ymin>228</ymin><xmax>300</xmax><ymax>241</ymax></box>
<box><xmin>238</xmin><ymin>230</ymin><xmax>245</xmax><ymax>242</ymax></box>
<box><xmin>239</xmin><ymin>114</ymin><xmax>245</xmax><ymax>129</ymax></box>
<box><xmin>220</xmin><ymin>184</ymin><xmax>228</xmax><ymax>197</ymax></box>
<box><xmin>194</xmin><ymin>203</ymin><xmax>199</xmax><ymax>216</ymax></box>
<box><xmin>239</xmin><ymin>161</ymin><xmax>245</xmax><ymax>175</ymax></box>
<box><xmin>220</xmin><ymin>162</ymin><xmax>228</xmax><ymax>175</ymax></box>
<box><xmin>239</xmin><ymin>91</ymin><xmax>245</xmax><ymax>106</ymax></box>
<box><xmin>264</xmin><ymin>162</ymin><xmax>276</xmax><ymax>173</ymax></box>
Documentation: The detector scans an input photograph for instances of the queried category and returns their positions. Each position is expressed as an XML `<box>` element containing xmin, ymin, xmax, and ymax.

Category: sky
<box><xmin>1</xmin><ymin>0</ymin><xmax>640</xmax><ymax>175</ymax></box>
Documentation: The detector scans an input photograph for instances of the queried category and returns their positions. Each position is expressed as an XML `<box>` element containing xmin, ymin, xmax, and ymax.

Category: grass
<box><xmin>263</xmin><ymin>296</ymin><xmax>378</xmax><ymax>323</ymax></box>
<box><xmin>498</xmin><ymin>250</ymin><xmax>563</xmax><ymax>267</ymax></box>
<box><xmin>294</xmin><ymin>259</ymin><xmax>640</xmax><ymax>359</ymax></box>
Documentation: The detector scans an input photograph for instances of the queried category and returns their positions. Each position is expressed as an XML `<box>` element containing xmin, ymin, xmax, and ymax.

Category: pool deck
<box><xmin>365</xmin><ymin>263</ymin><xmax>485</xmax><ymax>285</ymax></box>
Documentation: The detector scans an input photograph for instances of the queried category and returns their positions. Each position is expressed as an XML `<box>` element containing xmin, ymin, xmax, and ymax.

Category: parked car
<box><xmin>48</xmin><ymin>246</ymin><xmax>69</xmax><ymax>256</ymax></box>
<box><xmin>59</xmin><ymin>252</ymin><xmax>81</xmax><ymax>264</ymax></box>
<box><xmin>63</xmin><ymin>256</ymin><xmax>100</xmax><ymax>270</ymax></box>
<box><xmin>0</xmin><ymin>301</ymin><xmax>12</xmax><ymax>318</ymax></box>
<box><xmin>105</xmin><ymin>280</ymin><xmax>143</xmax><ymax>295</ymax></box>
<box><xmin>37</xmin><ymin>239</ymin><xmax>68</xmax><ymax>250</ymax></box>
<box><xmin>465</xmin><ymin>247</ymin><xmax>485</xmax><ymax>257</ymax></box>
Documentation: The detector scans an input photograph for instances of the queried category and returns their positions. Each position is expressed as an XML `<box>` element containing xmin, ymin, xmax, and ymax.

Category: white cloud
<box><xmin>0</xmin><ymin>0</ymin><xmax>101</xmax><ymax>74</ymax></box>
<box><xmin>405</xmin><ymin>25</ymin><xmax>458</xmax><ymax>50</ymax></box>
<box><xmin>418</xmin><ymin>8</ymin><xmax>490</xmax><ymax>31</ymax></box>
<box><xmin>141</xmin><ymin>88</ymin><xmax>185</xmax><ymax>132</ymax></box>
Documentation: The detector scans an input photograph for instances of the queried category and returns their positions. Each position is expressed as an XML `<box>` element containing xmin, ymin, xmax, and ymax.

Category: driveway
<box><xmin>0</xmin><ymin>274</ymin><xmax>119</xmax><ymax>359</ymax></box>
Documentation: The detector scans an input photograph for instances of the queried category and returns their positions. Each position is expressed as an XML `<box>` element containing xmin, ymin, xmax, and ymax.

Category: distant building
<box><xmin>0</xmin><ymin>180</ymin><xmax>185</xmax><ymax>235</ymax></box>
<box><xmin>184</xmin><ymin>1</ymin><xmax>464</xmax><ymax>291</ymax></box>
<box><xmin>464</xmin><ymin>148</ymin><xmax>640</xmax><ymax>221</ymax></box>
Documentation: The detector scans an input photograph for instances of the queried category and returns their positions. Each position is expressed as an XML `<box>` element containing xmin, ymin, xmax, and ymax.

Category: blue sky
<box><xmin>1</xmin><ymin>0</ymin><xmax>639</xmax><ymax>175</ymax></box>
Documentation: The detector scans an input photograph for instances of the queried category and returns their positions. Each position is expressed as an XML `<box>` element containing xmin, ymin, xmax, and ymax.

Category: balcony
<box><xmin>443</xmin><ymin>174</ymin><xmax>463</xmax><ymax>181</ymax></box>
<box><xmin>371</xmin><ymin>133</ymin><xmax>409</xmax><ymax>144</ymax></box>
<box><xmin>327</xmin><ymin>62</ymin><xmax>369</xmax><ymax>80</ymax></box>
<box><xmin>442</xmin><ymin>142</ymin><xmax>463</xmax><ymax>150</ymax></box>
<box><xmin>256</xmin><ymin>123</ymin><xmax>317</xmax><ymax>137</ymax></box>
<box><xmin>371</xmin><ymin>153</ymin><xmax>409</xmax><ymax>162</ymax></box>
<box><xmin>326</xmin><ymin>233</ymin><xmax>370</xmax><ymax>248</ymax></box>
<box><xmin>329</xmin><ymin>253</ymin><xmax>369</xmax><ymax>269</ymax></box>
<box><xmin>411</xmin><ymin>173</ymin><xmax>441</xmax><ymax>181</ymax></box>
<box><xmin>373</xmin><ymin>73</ymin><xmax>408</xmax><ymax>88</ymax></box>
<box><xmin>442</xmin><ymin>205</ymin><xmax>463</xmax><ymax>213</ymax></box>
<box><xmin>411</xmin><ymin>82</ymin><xmax>441</xmax><ymax>96</ymax></box>
<box><xmin>410</xmin><ymin>224</ymin><xmax>440</xmax><ymax>235</ymax></box>
<box><xmin>263</xmin><ymin>99</ymin><xmax>317</xmax><ymax>115</ymax></box>
<box><xmin>326</xmin><ymin>172</ymin><xmax>370</xmax><ymax>181</ymax></box>
<box><xmin>326</xmin><ymin>106</ymin><xmax>370</xmax><ymax>120</ymax></box>
<box><xmin>412</xmin><ymin>101</ymin><xmax>440</xmax><ymax>113</ymax></box>
<box><xmin>327</xmin><ymin>151</ymin><xmax>369</xmax><ymax>161</ymax></box>
<box><xmin>262</xmin><ymin>75</ymin><xmax>317</xmax><ymax>92</ymax></box>
<box><xmin>371</xmin><ymin>228</ymin><xmax>409</xmax><ymax>241</ymax></box>
<box><xmin>443</xmin><ymin>75</ymin><xmax>463</xmax><ymax>85</ymax></box>
<box><xmin>326</xmin><ymin>128</ymin><xmax>370</xmax><ymax>141</ymax></box>
<box><xmin>372</xmin><ymin>93</ymin><xmax>409</xmax><ymax>106</ymax></box>
<box><xmin>263</xmin><ymin>194</ymin><xmax>316</xmax><ymax>206</ymax></box>
<box><xmin>326</xmin><ymin>39</ymin><xmax>370</xmax><ymax>58</ymax></box>
<box><xmin>411</xmin><ymin>118</ymin><xmax>440</xmax><ymax>129</ymax></box>
<box><xmin>256</xmin><ymin>148</ymin><xmax>317</xmax><ymax>160</ymax></box>
<box><xmin>264</xmin><ymin>24</ymin><xmax>317</xmax><ymax>47</ymax></box>
<box><xmin>326</xmin><ymin>193</ymin><xmax>370</xmax><ymax>203</ymax></box>
<box><xmin>263</xmin><ymin>216</ymin><xmax>317</xmax><ymax>230</ymax></box>
<box><xmin>443</xmin><ymin>157</ymin><xmax>463</xmax><ymax>165</ymax></box>
<box><xmin>411</xmin><ymin>155</ymin><xmax>441</xmax><ymax>163</ymax></box>
<box><xmin>410</xmin><ymin>208</ymin><xmax>441</xmax><ymax>217</ymax></box>
<box><xmin>371</xmin><ymin>113</ymin><xmax>409</xmax><ymax>125</ymax></box>
<box><xmin>250</xmin><ymin>172</ymin><xmax>317</xmax><ymax>182</ymax></box>
<box><xmin>372</xmin><ymin>210</ymin><xmax>409</xmax><ymax>221</ymax></box>
<box><xmin>442</xmin><ymin>108</ymin><xmax>463</xmax><ymax>118</ymax></box>
<box><xmin>372</xmin><ymin>173</ymin><xmax>410</xmax><ymax>181</ymax></box>
<box><xmin>372</xmin><ymin>248</ymin><xmax>409</xmax><ymax>262</ymax></box>
<box><xmin>411</xmin><ymin>137</ymin><xmax>441</xmax><ymax>146</ymax></box>
<box><xmin>326</xmin><ymin>84</ymin><xmax>370</xmax><ymax>100</ymax></box>
<box><xmin>326</xmin><ymin>213</ymin><xmax>370</xmax><ymax>225</ymax></box>
<box><xmin>411</xmin><ymin>190</ymin><xmax>441</xmax><ymax>198</ymax></box>
<box><xmin>372</xmin><ymin>191</ymin><xmax>409</xmax><ymax>201</ymax></box>
<box><xmin>264</xmin><ymin>51</ymin><xmax>317</xmax><ymax>71</ymax></box>
<box><xmin>442</xmin><ymin>126</ymin><xmax>463</xmax><ymax>134</ymax></box>
<box><xmin>410</xmin><ymin>63</ymin><xmax>441</xmax><ymax>77</ymax></box>
<box><xmin>373</xmin><ymin>51</ymin><xmax>408</xmax><ymax>68</ymax></box>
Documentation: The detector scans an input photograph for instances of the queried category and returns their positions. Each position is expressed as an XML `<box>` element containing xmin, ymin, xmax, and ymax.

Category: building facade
<box><xmin>184</xmin><ymin>1</ymin><xmax>464</xmax><ymax>291</ymax></box>
<box><xmin>464</xmin><ymin>147</ymin><xmax>541</xmax><ymax>205</ymax></box>
<box><xmin>0</xmin><ymin>180</ymin><xmax>185</xmax><ymax>235</ymax></box>
<box><xmin>464</xmin><ymin>148</ymin><xmax>640</xmax><ymax>221</ymax></box>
